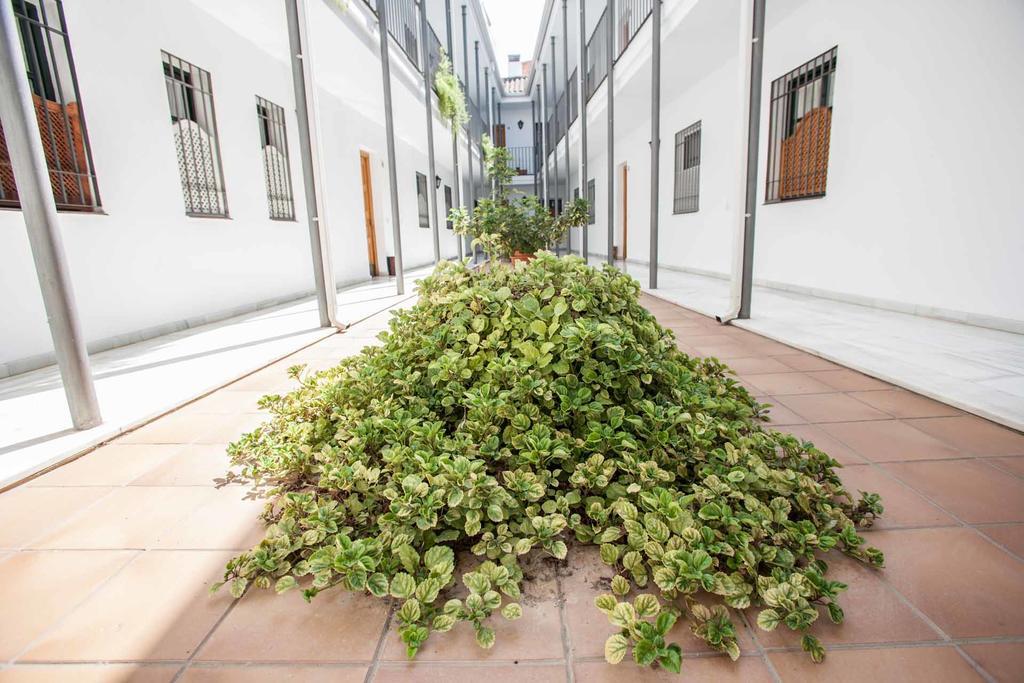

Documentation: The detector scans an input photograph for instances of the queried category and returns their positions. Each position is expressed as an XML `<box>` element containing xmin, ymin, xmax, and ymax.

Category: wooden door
<box><xmin>494</xmin><ymin>124</ymin><xmax>506</xmax><ymax>147</ymax></box>
<box><xmin>359</xmin><ymin>152</ymin><xmax>379</xmax><ymax>276</ymax></box>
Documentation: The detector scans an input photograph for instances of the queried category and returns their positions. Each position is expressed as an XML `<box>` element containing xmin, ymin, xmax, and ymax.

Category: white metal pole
<box><xmin>606</xmin><ymin>0</ymin><xmax>615</xmax><ymax>265</ymax></box>
<box><xmin>376</xmin><ymin>0</ymin><xmax>405</xmax><ymax>294</ymax></box>
<box><xmin>419</xmin><ymin>0</ymin><xmax>441</xmax><ymax>264</ymax></box>
<box><xmin>648</xmin><ymin>0</ymin><xmax>661</xmax><ymax>289</ymax></box>
<box><xmin>579</xmin><ymin>0</ymin><xmax>588</xmax><ymax>261</ymax></box>
<box><xmin>286</xmin><ymin>0</ymin><xmax>338</xmax><ymax>327</ymax></box>
<box><xmin>0</xmin><ymin>1</ymin><xmax>100</xmax><ymax>429</ymax></box>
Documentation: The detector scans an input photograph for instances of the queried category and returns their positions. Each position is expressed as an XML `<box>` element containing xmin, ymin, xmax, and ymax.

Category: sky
<box><xmin>481</xmin><ymin>0</ymin><xmax>546</xmax><ymax>77</ymax></box>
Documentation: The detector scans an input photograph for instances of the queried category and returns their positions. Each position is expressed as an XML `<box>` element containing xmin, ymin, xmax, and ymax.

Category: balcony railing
<box><xmin>362</xmin><ymin>0</ymin><xmax>420</xmax><ymax>70</ymax></box>
<box><xmin>617</xmin><ymin>0</ymin><xmax>653</xmax><ymax>57</ymax></box>
<box><xmin>568</xmin><ymin>68</ymin><xmax>579</xmax><ymax>125</ymax></box>
<box><xmin>585</xmin><ymin>8</ymin><xmax>608</xmax><ymax>101</ymax></box>
<box><xmin>507</xmin><ymin>146</ymin><xmax>534</xmax><ymax>175</ymax></box>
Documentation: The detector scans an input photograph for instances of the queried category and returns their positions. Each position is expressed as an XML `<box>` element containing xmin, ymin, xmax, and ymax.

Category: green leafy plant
<box><xmin>215</xmin><ymin>255</ymin><xmax>884</xmax><ymax>672</ymax></box>
<box><xmin>434</xmin><ymin>49</ymin><xmax>467</xmax><ymax>132</ymax></box>
<box><xmin>449</xmin><ymin>136</ymin><xmax>589</xmax><ymax>259</ymax></box>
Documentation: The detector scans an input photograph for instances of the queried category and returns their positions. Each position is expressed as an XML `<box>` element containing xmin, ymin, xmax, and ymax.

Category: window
<box><xmin>162</xmin><ymin>51</ymin><xmax>227</xmax><ymax>216</ymax></box>
<box><xmin>586</xmin><ymin>179</ymin><xmax>595</xmax><ymax>225</ymax></box>
<box><xmin>416</xmin><ymin>172</ymin><xmax>429</xmax><ymax>227</ymax></box>
<box><xmin>444</xmin><ymin>185</ymin><xmax>453</xmax><ymax>229</ymax></box>
<box><xmin>1</xmin><ymin>0</ymin><xmax>100</xmax><ymax>211</ymax></box>
<box><xmin>255</xmin><ymin>96</ymin><xmax>294</xmax><ymax>220</ymax></box>
<box><xmin>765</xmin><ymin>46</ymin><xmax>837</xmax><ymax>203</ymax></box>
<box><xmin>673</xmin><ymin>120</ymin><xmax>701</xmax><ymax>214</ymax></box>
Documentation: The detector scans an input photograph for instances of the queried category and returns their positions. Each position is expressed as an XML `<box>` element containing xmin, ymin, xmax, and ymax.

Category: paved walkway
<box><xmin>0</xmin><ymin>293</ymin><xmax>1021</xmax><ymax>681</ymax></box>
<box><xmin>0</xmin><ymin>267</ymin><xmax>433</xmax><ymax>489</ymax></box>
<box><xmin>612</xmin><ymin>261</ymin><xmax>1024</xmax><ymax>432</ymax></box>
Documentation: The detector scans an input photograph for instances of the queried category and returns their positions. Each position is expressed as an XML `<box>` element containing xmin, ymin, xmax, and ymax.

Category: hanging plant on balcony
<box><xmin>450</xmin><ymin>135</ymin><xmax>589</xmax><ymax>261</ymax></box>
<box><xmin>214</xmin><ymin>255</ymin><xmax>884</xmax><ymax>673</ymax></box>
<box><xmin>434</xmin><ymin>50</ymin><xmax>468</xmax><ymax>133</ymax></box>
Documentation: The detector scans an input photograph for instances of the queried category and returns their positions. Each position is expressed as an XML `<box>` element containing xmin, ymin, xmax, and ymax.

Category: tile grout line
<box><xmin>169</xmin><ymin>587</ymin><xmax>245</xmax><ymax>683</ymax></box>
<box><xmin>554</xmin><ymin>571</ymin><xmax>574</xmax><ymax>683</ymax></box>
<box><xmin>849</xmin><ymin>568</ymin><xmax>997</xmax><ymax>683</ymax></box>
<box><xmin>737</xmin><ymin>608</ymin><xmax>782</xmax><ymax>683</ymax></box>
<box><xmin>364</xmin><ymin>601</ymin><xmax>396</xmax><ymax>683</ymax></box>
<box><xmin>783</xmin><ymin>387</ymin><xmax>1024</xmax><ymax>567</ymax></box>
<box><xmin>6</xmin><ymin>549</ymin><xmax>145</xmax><ymax>666</ymax></box>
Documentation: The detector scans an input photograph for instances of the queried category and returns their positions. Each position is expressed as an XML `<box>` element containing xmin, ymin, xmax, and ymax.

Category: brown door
<box><xmin>620</xmin><ymin>165</ymin><xmax>628</xmax><ymax>261</ymax></box>
<box><xmin>494</xmin><ymin>124</ymin><xmax>506</xmax><ymax>147</ymax></box>
<box><xmin>359</xmin><ymin>151</ymin><xmax>379</xmax><ymax>276</ymax></box>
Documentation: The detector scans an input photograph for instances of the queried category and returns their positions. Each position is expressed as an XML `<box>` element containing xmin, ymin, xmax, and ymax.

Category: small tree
<box><xmin>450</xmin><ymin>135</ymin><xmax>589</xmax><ymax>260</ymax></box>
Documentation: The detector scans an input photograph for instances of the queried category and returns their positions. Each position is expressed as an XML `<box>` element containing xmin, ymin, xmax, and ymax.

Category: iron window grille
<box><xmin>673</xmin><ymin>120</ymin><xmax>701</xmax><ymax>214</ymax></box>
<box><xmin>255</xmin><ymin>96</ymin><xmax>295</xmax><ymax>220</ymax></box>
<box><xmin>765</xmin><ymin>46</ymin><xmax>837</xmax><ymax>203</ymax></box>
<box><xmin>444</xmin><ymin>185</ymin><xmax>453</xmax><ymax>229</ymax></box>
<box><xmin>1</xmin><ymin>0</ymin><xmax>101</xmax><ymax>211</ymax></box>
<box><xmin>416</xmin><ymin>172</ymin><xmax>429</xmax><ymax>227</ymax></box>
<box><xmin>161</xmin><ymin>51</ymin><xmax>228</xmax><ymax>217</ymax></box>
<box><xmin>586</xmin><ymin>178</ymin><xmax>596</xmax><ymax>225</ymax></box>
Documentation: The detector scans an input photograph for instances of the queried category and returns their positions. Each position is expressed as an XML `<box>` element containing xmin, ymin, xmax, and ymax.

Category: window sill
<box><xmin>186</xmin><ymin>212</ymin><xmax>231</xmax><ymax>219</ymax></box>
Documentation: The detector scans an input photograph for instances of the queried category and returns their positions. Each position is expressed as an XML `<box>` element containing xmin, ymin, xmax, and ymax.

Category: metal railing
<box><xmin>568</xmin><ymin>67</ymin><xmax>578</xmax><ymax>125</ymax></box>
<box><xmin>585</xmin><ymin>8</ymin><xmax>608</xmax><ymax>101</ymax></box>
<box><xmin>507</xmin><ymin>146</ymin><xmax>534</xmax><ymax>175</ymax></box>
<box><xmin>469</xmin><ymin>98</ymin><xmax>485</xmax><ymax>142</ymax></box>
<box><xmin>426</xmin><ymin>25</ymin><xmax>442</xmax><ymax>79</ymax></box>
<box><xmin>617</xmin><ymin>0</ymin><xmax>653</xmax><ymax>57</ymax></box>
<box><xmin>362</xmin><ymin>0</ymin><xmax>420</xmax><ymax>70</ymax></box>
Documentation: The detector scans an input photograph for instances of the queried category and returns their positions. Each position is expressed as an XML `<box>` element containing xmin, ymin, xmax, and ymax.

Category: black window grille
<box><xmin>416</xmin><ymin>172</ymin><xmax>429</xmax><ymax>227</ymax></box>
<box><xmin>765</xmin><ymin>46</ymin><xmax>837</xmax><ymax>203</ymax></box>
<box><xmin>673</xmin><ymin>120</ymin><xmax>701</xmax><ymax>214</ymax></box>
<box><xmin>444</xmin><ymin>184</ymin><xmax>453</xmax><ymax>229</ymax></box>
<box><xmin>586</xmin><ymin>178</ymin><xmax>596</xmax><ymax>225</ymax></box>
<box><xmin>1</xmin><ymin>0</ymin><xmax>100</xmax><ymax>211</ymax></box>
<box><xmin>255</xmin><ymin>96</ymin><xmax>295</xmax><ymax>220</ymax></box>
<box><xmin>162</xmin><ymin>51</ymin><xmax>227</xmax><ymax>217</ymax></box>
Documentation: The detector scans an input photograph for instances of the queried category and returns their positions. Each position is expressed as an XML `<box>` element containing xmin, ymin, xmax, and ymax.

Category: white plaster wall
<box><xmin>577</xmin><ymin>0</ymin><xmax>1024</xmax><ymax>325</ymax></box>
<box><xmin>753</xmin><ymin>0</ymin><xmax>1024</xmax><ymax>324</ymax></box>
<box><xmin>0</xmin><ymin>0</ymin><xmax>469</xmax><ymax>371</ymax></box>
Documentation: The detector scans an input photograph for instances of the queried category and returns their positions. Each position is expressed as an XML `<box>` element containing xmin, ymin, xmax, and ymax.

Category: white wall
<box><xmin>573</xmin><ymin>0</ymin><xmax>1024</xmax><ymax>328</ymax></box>
<box><xmin>0</xmin><ymin>0</ymin><xmax>471</xmax><ymax>374</ymax></box>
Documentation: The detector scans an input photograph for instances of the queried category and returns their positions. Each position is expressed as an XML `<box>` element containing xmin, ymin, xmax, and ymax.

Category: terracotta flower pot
<box><xmin>510</xmin><ymin>251</ymin><xmax>535</xmax><ymax>266</ymax></box>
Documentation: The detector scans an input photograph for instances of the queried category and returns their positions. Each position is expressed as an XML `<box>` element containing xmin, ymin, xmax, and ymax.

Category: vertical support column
<box><xmin>648</xmin><ymin>0</ymin><xmax>661</xmax><ymax>289</ymax></box>
<box><xmin>285</xmin><ymin>0</ymin><xmax>338</xmax><ymax>329</ymax></box>
<box><xmin>461</xmin><ymin>7</ymin><xmax>473</xmax><ymax>219</ymax></box>
<box><xmin>540</xmin><ymin>68</ymin><xmax>549</xmax><ymax>207</ymax></box>
<box><xmin>376</xmin><ymin>0</ymin><xmax>405</xmax><ymax>294</ymax></box>
<box><xmin>419</xmin><ymin>0</ymin><xmax>441</xmax><ymax>264</ymax></box>
<box><xmin>738</xmin><ymin>0</ymin><xmax>765</xmax><ymax>319</ymax></box>
<box><xmin>606</xmin><ymin>0</ymin><xmax>615</xmax><ymax>265</ymax></box>
<box><xmin>578</xmin><ymin>0</ymin><xmax>589</xmax><ymax>261</ymax></box>
<box><xmin>445</xmin><ymin>0</ymin><xmax>464</xmax><ymax>259</ymax></box>
<box><xmin>550</xmin><ymin>36</ymin><xmax>559</xmax><ymax>220</ymax></box>
<box><xmin>485</xmin><ymin>67</ymin><xmax>493</xmax><ymax>198</ymax></box>
<box><xmin>473</xmin><ymin>41</ymin><xmax>482</xmax><ymax>262</ymax></box>
<box><xmin>474</xmin><ymin>41</ymin><xmax>482</xmax><ymax>203</ymax></box>
<box><xmin>531</xmin><ymin>99</ymin><xmax>538</xmax><ymax>197</ymax></box>
<box><xmin>561</xmin><ymin>0</ymin><xmax>570</xmax><ymax>224</ymax></box>
<box><xmin>0</xmin><ymin>0</ymin><xmax>100</xmax><ymax>429</ymax></box>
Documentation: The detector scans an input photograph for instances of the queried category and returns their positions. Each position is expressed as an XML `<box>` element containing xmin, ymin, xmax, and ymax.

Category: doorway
<box><xmin>359</xmin><ymin>151</ymin><xmax>379</xmax><ymax>277</ymax></box>
<box><xmin>617</xmin><ymin>164</ymin><xmax>629</xmax><ymax>261</ymax></box>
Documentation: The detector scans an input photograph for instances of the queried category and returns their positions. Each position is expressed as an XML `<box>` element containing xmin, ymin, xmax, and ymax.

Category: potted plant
<box><xmin>450</xmin><ymin>136</ymin><xmax>589</xmax><ymax>263</ymax></box>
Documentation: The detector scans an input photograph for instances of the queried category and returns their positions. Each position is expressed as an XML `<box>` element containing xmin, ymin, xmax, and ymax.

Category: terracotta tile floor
<box><xmin>1</xmin><ymin>295</ymin><xmax>1022</xmax><ymax>682</ymax></box>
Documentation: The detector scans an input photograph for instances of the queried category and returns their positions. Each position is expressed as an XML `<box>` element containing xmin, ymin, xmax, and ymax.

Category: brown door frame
<box><xmin>359</xmin><ymin>151</ymin><xmax>379</xmax><ymax>276</ymax></box>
